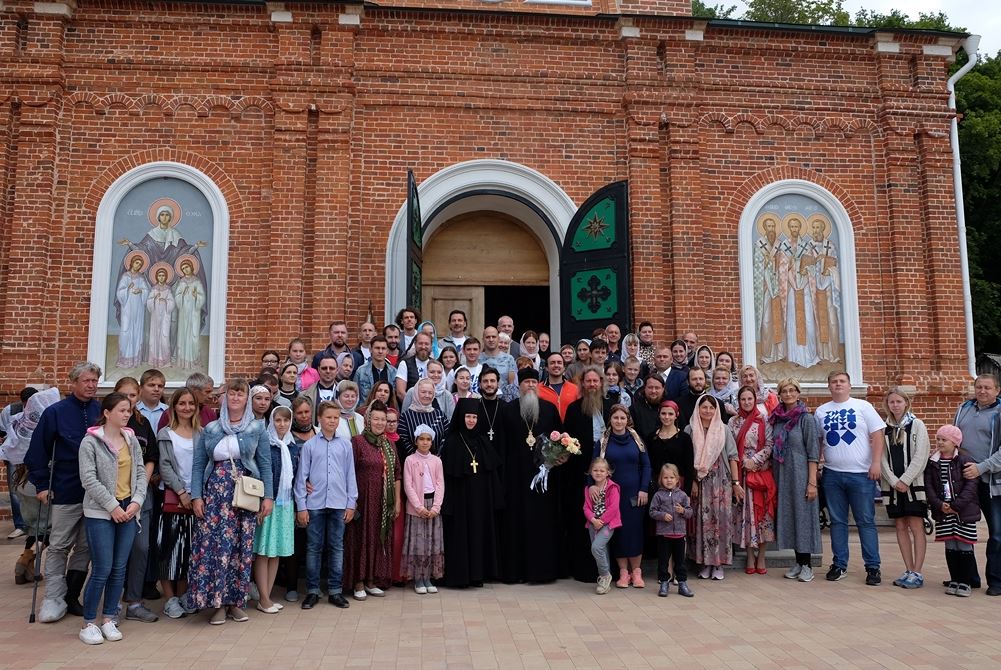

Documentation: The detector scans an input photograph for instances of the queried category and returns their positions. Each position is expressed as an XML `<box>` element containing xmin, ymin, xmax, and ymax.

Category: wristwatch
<box><xmin>731</xmin><ymin>480</ymin><xmax>740</xmax><ymax>486</ymax></box>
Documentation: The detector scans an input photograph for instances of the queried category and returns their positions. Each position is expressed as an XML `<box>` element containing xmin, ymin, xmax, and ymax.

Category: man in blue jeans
<box><xmin>958</xmin><ymin>373</ymin><xmax>1001</xmax><ymax>595</ymax></box>
<box><xmin>816</xmin><ymin>371</ymin><xmax>886</xmax><ymax>586</ymax></box>
<box><xmin>294</xmin><ymin>402</ymin><xmax>357</xmax><ymax>609</ymax></box>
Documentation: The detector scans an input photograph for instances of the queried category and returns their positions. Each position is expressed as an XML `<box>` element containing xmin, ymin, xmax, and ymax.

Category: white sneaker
<box><xmin>784</xmin><ymin>565</ymin><xmax>803</xmax><ymax>580</ymax></box>
<box><xmin>353</xmin><ymin>590</ymin><xmax>368</xmax><ymax>601</ymax></box>
<box><xmin>798</xmin><ymin>565</ymin><xmax>815</xmax><ymax>583</ymax></box>
<box><xmin>100</xmin><ymin>620</ymin><xmax>123</xmax><ymax>642</ymax></box>
<box><xmin>7</xmin><ymin>528</ymin><xmax>26</xmax><ymax>539</ymax></box>
<box><xmin>365</xmin><ymin>586</ymin><xmax>386</xmax><ymax>597</ymax></box>
<box><xmin>163</xmin><ymin>596</ymin><xmax>186</xmax><ymax>619</ymax></box>
<box><xmin>426</xmin><ymin>584</ymin><xmax>438</xmax><ymax>594</ymax></box>
<box><xmin>39</xmin><ymin>597</ymin><xmax>67</xmax><ymax>623</ymax></box>
<box><xmin>711</xmin><ymin>567</ymin><xmax>725</xmax><ymax>580</ymax></box>
<box><xmin>79</xmin><ymin>623</ymin><xmax>104</xmax><ymax>645</ymax></box>
<box><xmin>414</xmin><ymin>584</ymin><xmax>428</xmax><ymax>595</ymax></box>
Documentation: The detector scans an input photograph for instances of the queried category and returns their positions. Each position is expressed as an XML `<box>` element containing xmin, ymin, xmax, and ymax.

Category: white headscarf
<box><xmin>266</xmin><ymin>407</ymin><xmax>294</xmax><ymax>504</ymax></box>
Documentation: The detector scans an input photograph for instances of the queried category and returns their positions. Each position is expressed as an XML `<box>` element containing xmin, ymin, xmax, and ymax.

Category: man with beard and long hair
<box><xmin>499</xmin><ymin>367</ymin><xmax>562</xmax><ymax>583</ymax></box>
<box><xmin>560</xmin><ymin>366</ymin><xmax>609</xmax><ymax>582</ymax></box>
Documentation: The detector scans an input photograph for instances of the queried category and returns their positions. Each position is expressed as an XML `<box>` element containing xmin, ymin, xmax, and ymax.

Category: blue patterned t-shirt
<box><xmin>814</xmin><ymin>398</ymin><xmax>886</xmax><ymax>473</ymax></box>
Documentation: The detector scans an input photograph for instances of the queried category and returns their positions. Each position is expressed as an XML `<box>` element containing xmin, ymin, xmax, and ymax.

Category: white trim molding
<box><xmin>738</xmin><ymin>179</ymin><xmax>864</xmax><ymax>388</ymax></box>
<box><xmin>385</xmin><ymin>159</ymin><xmax>578</xmax><ymax>338</ymax></box>
<box><xmin>87</xmin><ymin>161</ymin><xmax>230</xmax><ymax>387</ymax></box>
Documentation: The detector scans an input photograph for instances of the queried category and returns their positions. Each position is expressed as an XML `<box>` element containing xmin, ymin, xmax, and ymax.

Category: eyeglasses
<box><xmin>262</xmin><ymin>359</ymin><xmax>279</xmax><ymax>365</ymax></box>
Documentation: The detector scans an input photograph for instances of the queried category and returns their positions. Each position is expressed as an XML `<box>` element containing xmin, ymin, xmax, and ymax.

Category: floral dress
<box><xmin>686</xmin><ymin>426</ymin><xmax>737</xmax><ymax>567</ymax></box>
<box><xmin>729</xmin><ymin>415</ymin><xmax>776</xmax><ymax>549</ymax></box>
<box><xmin>187</xmin><ymin>458</ymin><xmax>257</xmax><ymax>609</ymax></box>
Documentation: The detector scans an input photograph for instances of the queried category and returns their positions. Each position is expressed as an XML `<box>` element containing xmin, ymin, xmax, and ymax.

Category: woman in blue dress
<box><xmin>597</xmin><ymin>404</ymin><xmax>651</xmax><ymax>589</ymax></box>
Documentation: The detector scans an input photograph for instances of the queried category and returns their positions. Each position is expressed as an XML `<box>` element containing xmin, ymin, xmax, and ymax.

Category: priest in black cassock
<box><xmin>475</xmin><ymin>367</ymin><xmax>506</xmax><ymax>449</ymax></box>
<box><xmin>441</xmin><ymin>398</ymin><xmax>503</xmax><ymax>588</ymax></box>
<box><xmin>560</xmin><ymin>366</ymin><xmax>609</xmax><ymax>583</ymax></box>
<box><xmin>498</xmin><ymin>367</ymin><xmax>562</xmax><ymax>583</ymax></box>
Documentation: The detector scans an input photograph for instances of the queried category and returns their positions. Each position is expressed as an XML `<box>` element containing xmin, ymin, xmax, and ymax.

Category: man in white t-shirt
<box><xmin>395</xmin><ymin>332</ymin><xmax>433</xmax><ymax>403</ymax></box>
<box><xmin>815</xmin><ymin>371</ymin><xmax>886</xmax><ymax>586</ymax></box>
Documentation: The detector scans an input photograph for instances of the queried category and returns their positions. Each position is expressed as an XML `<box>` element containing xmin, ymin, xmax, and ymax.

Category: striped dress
<box><xmin>934</xmin><ymin>458</ymin><xmax>978</xmax><ymax>545</ymax></box>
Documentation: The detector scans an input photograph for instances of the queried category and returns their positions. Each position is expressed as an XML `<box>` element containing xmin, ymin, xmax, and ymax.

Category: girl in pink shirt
<box><xmin>583</xmin><ymin>457</ymin><xmax>623</xmax><ymax>595</ymax></box>
<box><xmin>401</xmin><ymin>425</ymin><xmax>444</xmax><ymax>594</ymax></box>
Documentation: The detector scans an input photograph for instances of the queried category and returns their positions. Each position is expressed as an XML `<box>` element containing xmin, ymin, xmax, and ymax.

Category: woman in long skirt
<box><xmin>686</xmin><ymin>395</ymin><xmax>740</xmax><ymax>581</ymax></box>
<box><xmin>729</xmin><ymin>386</ymin><xmax>776</xmax><ymax>573</ymax></box>
<box><xmin>188</xmin><ymin>378</ymin><xmax>273</xmax><ymax>625</ymax></box>
<box><xmin>156</xmin><ymin>388</ymin><xmax>201</xmax><ymax>618</ymax></box>
<box><xmin>769</xmin><ymin>378</ymin><xmax>822</xmax><ymax>582</ymax></box>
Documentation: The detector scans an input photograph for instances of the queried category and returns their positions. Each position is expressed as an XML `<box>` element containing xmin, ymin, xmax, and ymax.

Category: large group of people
<box><xmin>3</xmin><ymin>308</ymin><xmax>1001</xmax><ymax>646</ymax></box>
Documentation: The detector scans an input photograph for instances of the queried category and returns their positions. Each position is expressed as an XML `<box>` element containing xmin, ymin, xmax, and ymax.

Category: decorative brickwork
<box><xmin>0</xmin><ymin>1</ymin><xmax>971</xmax><ymax>435</ymax></box>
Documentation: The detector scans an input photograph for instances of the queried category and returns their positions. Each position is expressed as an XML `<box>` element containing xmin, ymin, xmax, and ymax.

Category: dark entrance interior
<box><xmin>485</xmin><ymin>286</ymin><xmax>551</xmax><ymax>338</ymax></box>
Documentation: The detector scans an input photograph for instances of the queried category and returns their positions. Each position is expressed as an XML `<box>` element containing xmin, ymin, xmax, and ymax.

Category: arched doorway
<box><xmin>421</xmin><ymin>211</ymin><xmax>551</xmax><ymax>337</ymax></box>
<box><xmin>385</xmin><ymin>160</ymin><xmax>577</xmax><ymax>337</ymax></box>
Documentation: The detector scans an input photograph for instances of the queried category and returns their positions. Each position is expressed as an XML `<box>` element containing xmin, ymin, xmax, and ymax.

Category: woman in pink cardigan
<box><xmin>584</xmin><ymin>457</ymin><xmax>623</xmax><ymax>594</ymax></box>
<box><xmin>401</xmin><ymin>424</ymin><xmax>445</xmax><ymax>595</ymax></box>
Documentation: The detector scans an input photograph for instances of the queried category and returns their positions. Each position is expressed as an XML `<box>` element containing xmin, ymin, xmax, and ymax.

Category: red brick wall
<box><xmin>0</xmin><ymin>1</ymin><xmax>972</xmax><ymax>435</ymax></box>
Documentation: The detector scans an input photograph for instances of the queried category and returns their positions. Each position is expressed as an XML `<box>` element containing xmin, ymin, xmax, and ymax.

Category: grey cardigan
<box><xmin>78</xmin><ymin>427</ymin><xmax>148</xmax><ymax>520</ymax></box>
<box><xmin>157</xmin><ymin>426</ymin><xmax>196</xmax><ymax>495</ymax></box>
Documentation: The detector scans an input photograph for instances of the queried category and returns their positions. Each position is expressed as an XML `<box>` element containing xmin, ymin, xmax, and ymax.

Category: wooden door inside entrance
<box><xmin>422</xmin><ymin>285</ymin><xmax>485</xmax><ymax>338</ymax></box>
<box><xmin>422</xmin><ymin>211</ymin><xmax>549</xmax><ymax>332</ymax></box>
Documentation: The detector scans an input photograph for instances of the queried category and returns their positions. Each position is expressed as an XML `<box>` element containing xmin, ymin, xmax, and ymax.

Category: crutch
<box><xmin>28</xmin><ymin>452</ymin><xmax>56</xmax><ymax>623</ymax></box>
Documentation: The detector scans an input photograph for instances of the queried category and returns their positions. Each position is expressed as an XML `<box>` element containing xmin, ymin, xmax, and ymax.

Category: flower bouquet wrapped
<box><xmin>529</xmin><ymin>431</ymin><xmax>582</xmax><ymax>493</ymax></box>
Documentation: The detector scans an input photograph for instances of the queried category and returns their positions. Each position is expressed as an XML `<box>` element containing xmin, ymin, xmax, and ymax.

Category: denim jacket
<box><xmin>191</xmin><ymin>419</ymin><xmax>273</xmax><ymax>500</ymax></box>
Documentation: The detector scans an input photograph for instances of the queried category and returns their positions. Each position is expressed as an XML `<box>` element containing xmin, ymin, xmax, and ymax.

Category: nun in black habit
<box><xmin>440</xmin><ymin>397</ymin><xmax>504</xmax><ymax>588</ymax></box>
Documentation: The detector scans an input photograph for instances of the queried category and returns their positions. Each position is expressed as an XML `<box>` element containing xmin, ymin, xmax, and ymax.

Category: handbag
<box><xmin>228</xmin><ymin>453</ymin><xmax>265</xmax><ymax>513</ymax></box>
<box><xmin>163</xmin><ymin>488</ymin><xmax>193</xmax><ymax>515</ymax></box>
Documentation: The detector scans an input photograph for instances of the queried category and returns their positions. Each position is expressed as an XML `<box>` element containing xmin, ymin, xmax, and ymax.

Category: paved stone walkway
<box><xmin>0</xmin><ymin>522</ymin><xmax>998</xmax><ymax>669</ymax></box>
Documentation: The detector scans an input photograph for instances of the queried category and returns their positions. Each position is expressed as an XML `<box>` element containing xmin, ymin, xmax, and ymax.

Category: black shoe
<box><xmin>825</xmin><ymin>565</ymin><xmax>847</xmax><ymax>582</ymax></box>
<box><xmin>865</xmin><ymin>567</ymin><xmax>881</xmax><ymax>586</ymax></box>
<box><xmin>301</xmin><ymin>593</ymin><xmax>320</xmax><ymax>609</ymax></box>
<box><xmin>143</xmin><ymin>583</ymin><xmax>162</xmax><ymax>600</ymax></box>
<box><xmin>328</xmin><ymin>593</ymin><xmax>350</xmax><ymax>608</ymax></box>
<box><xmin>986</xmin><ymin>586</ymin><xmax>1001</xmax><ymax>596</ymax></box>
<box><xmin>64</xmin><ymin>568</ymin><xmax>87</xmax><ymax>616</ymax></box>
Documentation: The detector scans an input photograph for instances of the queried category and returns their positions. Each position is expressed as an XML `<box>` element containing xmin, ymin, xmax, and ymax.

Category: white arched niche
<box><xmin>738</xmin><ymin>179</ymin><xmax>863</xmax><ymax>388</ymax></box>
<box><xmin>87</xmin><ymin>161</ymin><xmax>230</xmax><ymax>387</ymax></box>
<box><xmin>385</xmin><ymin>159</ymin><xmax>577</xmax><ymax>337</ymax></box>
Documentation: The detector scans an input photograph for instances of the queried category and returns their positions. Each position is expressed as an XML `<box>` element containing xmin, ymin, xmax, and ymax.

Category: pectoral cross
<box><xmin>487</xmin><ymin>428</ymin><xmax>494</xmax><ymax>441</ymax></box>
<box><xmin>470</xmin><ymin>457</ymin><xmax>479</xmax><ymax>474</ymax></box>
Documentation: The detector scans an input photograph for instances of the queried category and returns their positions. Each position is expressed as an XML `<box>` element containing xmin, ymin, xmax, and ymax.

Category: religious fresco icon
<box><xmin>105</xmin><ymin>178</ymin><xmax>214</xmax><ymax>383</ymax></box>
<box><xmin>751</xmin><ymin>192</ymin><xmax>845</xmax><ymax>383</ymax></box>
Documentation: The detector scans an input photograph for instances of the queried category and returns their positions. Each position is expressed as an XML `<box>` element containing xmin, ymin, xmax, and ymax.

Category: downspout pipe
<box><xmin>947</xmin><ymin>35</ymin><xmax>981</xmax><ymax>378</ymax></box>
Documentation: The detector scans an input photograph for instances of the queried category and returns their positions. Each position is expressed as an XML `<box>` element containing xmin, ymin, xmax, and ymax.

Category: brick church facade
<box><xmin>0</xmin><ymin>0</ymin><xmax>974</xmax><ymax>421</ymax></box>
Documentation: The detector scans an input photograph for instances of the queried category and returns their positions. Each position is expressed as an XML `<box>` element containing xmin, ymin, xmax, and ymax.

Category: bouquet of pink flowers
<box><xmin>529</xmin><ymin>431</ymin><xmax>583</xmax><ymax>493</ymax></box>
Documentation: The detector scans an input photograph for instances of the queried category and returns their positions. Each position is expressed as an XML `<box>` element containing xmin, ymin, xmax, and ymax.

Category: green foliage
<box><xmin>957</xmin><ymin>53</ymin><xmax>1001</xmax><ymax>352</ymax></box>
<box><xmin>741</xmin><ymin>0</ymin><xmax>849</xmax><ymax>25</ymax></box>
<box><xmin>692</xmin><ymin>0</ymin><xmax>738</xmax><ymax>19</ymax></box>
<box><xmin>852</xmin><ymin>10</ymin><xmax>959</xmax><ymax>32</ymax></box>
